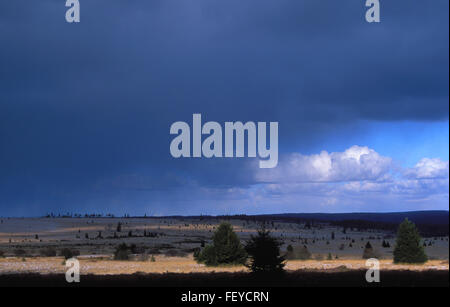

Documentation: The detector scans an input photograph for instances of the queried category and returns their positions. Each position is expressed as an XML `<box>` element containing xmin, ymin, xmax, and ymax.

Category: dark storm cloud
<box><xmin>0</xmin><ymin>0</ymin><xmax>448</xmax><ymax>215</ymax></box>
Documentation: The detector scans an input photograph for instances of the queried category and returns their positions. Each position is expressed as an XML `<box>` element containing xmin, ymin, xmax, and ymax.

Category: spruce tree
<box><xmin>196</xmin><ymin>222</ymin><xmax>247</xmax><ymax>266</ymax></box>
<box><xmin>362</xmin><ymin>241</ymin><xmax>377</xmax><ymax>259</ymax></box>
<box><xmin>245</xmin><ymin>227</ymin><xmax>285</xmax><ymax>273</ymax></box>
<box><xmin>393</xmin><ymin>218</ymin><xmax>427</xmax><ymax>263</ymax></box>
<box><xmin>213</xmin><ymin>222</ymin><xmax>247</xmax><ymax>264</ymax></box>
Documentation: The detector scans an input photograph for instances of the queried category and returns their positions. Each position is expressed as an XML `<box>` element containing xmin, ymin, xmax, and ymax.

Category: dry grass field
<box><xmin>0</xmin><ymin>256</ymin><xmax>448</xmax><ymax>276</ymax></box>
<box><xmin>0</xmin><ymin>217</ymin><xmax>448</xmax><ymax>276</ymax></box>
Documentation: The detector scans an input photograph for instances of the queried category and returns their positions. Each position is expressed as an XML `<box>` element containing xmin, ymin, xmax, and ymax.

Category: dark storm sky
<box><xmin>0</xmin><ymin>0</ymin><xmax>448</xmax><ymax>216</ymax></box>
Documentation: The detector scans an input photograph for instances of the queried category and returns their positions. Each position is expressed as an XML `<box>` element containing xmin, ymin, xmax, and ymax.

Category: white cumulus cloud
<box><xmin>256</xmin><ymin>145</ymin><xmax>392</xmax><ymax>183</ymax></box>
<box><xmin>404</xmin><ymin>158</ymin><xmax>449</xmax><ymax>179</ymax></box>
<box><xmin>249</xmin><ymin>146</ymin><xmax>449</xmax><ymax>212</ymax></box>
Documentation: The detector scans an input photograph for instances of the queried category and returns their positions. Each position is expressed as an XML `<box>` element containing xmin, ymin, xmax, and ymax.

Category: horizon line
<box><xmin>1</xmin><ymin>209</ymin><xmax>448</xmax><ymax>219</ymax></box>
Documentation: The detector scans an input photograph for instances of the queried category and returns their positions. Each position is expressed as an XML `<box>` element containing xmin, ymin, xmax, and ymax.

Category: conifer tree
<box><xmin>195</xmin><ymin>222</ymin><xmax>247</xmax><ymax>266</ymax></box>
<box><xmin>393</xmin><ymin>219</ymin><xmax>427</xmax><ymax>263</ymax></box>
<box><xmin>245</xmin><ymin>227</ymin><xmax>285</xmax><ymax>273</ymax></box>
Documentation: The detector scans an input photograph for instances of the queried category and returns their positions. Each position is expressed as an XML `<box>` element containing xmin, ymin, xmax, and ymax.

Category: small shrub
<box><xmin>132</xmin><ymin>244</ymin><xmax>146</xmax><ymax>254</ymax></box>
<box><xmin>40</xmin><ymin>247</ymin><xmax>57</xmax><ymax>257</ymax></box>
<box><xmin>362</xmin><ymin>241</ymin><xmax>379</xmax><ymax>259</ymax></box>
<box><xmin>14</xmin><ymin>249</ymin><xmax>26</xmax><ymax>257</ymax></box>
<box><xmin>297</xmin><ymin>245</ymin><xmax>311</xmax><ymax>260</ymax></box>
<box><xmin>382</xmin><ymin>240</ymin><xmax>388</xmax><ymax>248</ymax></box>
<box><xmin>314</xmin><ymin>254</ymin><xmax>324</xmax><ymax>261</ymax></box>
<box><xmin>164</xmin><ymin>249</ymin><xmax>188</xmax><ymax>257</ymax></box>
<box><xmin>286</xmin><ymin>245</ymin><xmax>294</xmax><ymax>253</ymax></box>
<box><xmin>96</xmin><ymin>231</ymin><xmax>103</xmax><ymax>239</ymax></box>
<box><xmin>285</xmin><ymin>245</ymin><xmax>311</xmax><ymax>260</ymax></box>
<box><xmin>114</xmin><ymin>243</ymin><xmax>130</xmax><ymax>260</ymax></box>
<box><xmin>136</xmin><ymin>253</ymin><xmax>149</xmax><ymax>261</ymax></box>
<box><xmin>60</xmin><ymin>248</ymin><xmax>80</xmax><ymax>259</ymax></box>
<box><xmin>193</xmin><ymin>248</ymin><xmax>201</xmax><ymax>260</ymax></box>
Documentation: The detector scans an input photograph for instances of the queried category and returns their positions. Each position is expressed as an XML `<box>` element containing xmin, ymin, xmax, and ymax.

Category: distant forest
<box><xmin>40</xmin><ymin>210</ymin><xmax>449</xmax><ymax>237</ymax></box>
<box><xmin>210</xmin><ymin>211</ymin><xmax>449</xmax><ymax>237</ymax></box>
